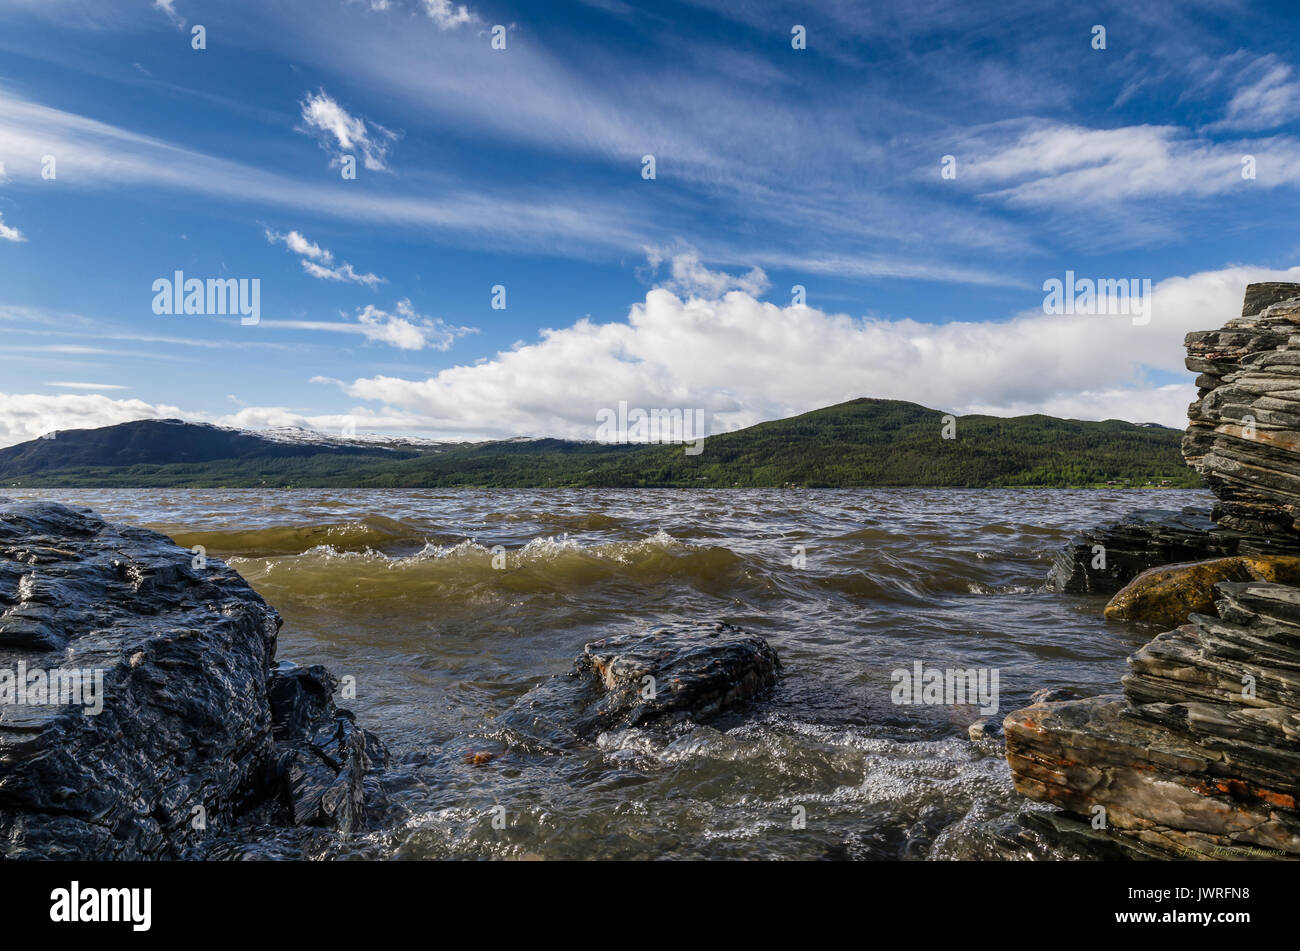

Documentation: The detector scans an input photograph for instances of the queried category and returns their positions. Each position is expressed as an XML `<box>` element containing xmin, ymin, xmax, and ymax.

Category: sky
<box><xmin>1</xmin><ymin>0</ymin><xmax>1299</xmax><ymax>447</ymax></box>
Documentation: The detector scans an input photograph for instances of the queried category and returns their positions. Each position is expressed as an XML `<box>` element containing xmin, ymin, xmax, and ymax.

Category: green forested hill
<box><xmin>0</xmin><ymin>399</ymin><xmax>1202</xmax><ymax>488</ymax></box>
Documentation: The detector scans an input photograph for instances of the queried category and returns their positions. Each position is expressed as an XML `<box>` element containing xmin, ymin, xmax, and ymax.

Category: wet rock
<box><xmin>0</xmin><ymin>499</ymin><xmax>387</xmax><ymax>859</ymax></box>
<box><xmin>1029</xmin><ymin>687</ymin><xmax>1080</xmax><ymax>704</ymax></box>
<box><xmin>1007</xmin><ymin>579</ymin><xmax>1300</xmax><ymax>859</ymax></box>
<box><xmin>1103</xmin><ymin>554</ymin><xmax>1300</xmax><ymax>628</ymax></box>
<box><xmin>499</xmin><ymin>620</ymin><xmax>779</xmax><ymax>745</ymax></box>
<box><xmin>263</xmin><ymin>664</ymin><xmax>388</xmax><ymax>834</ymax></box>
<box><xmin>967</xmin><ymin>717</ymin><xmax>1004</xmax><ymax>744</ymax></box>
<box><xmin>1045</xmin><ymin>508</ymin><xmax>1236</xmax><ymax>594</ymax></box>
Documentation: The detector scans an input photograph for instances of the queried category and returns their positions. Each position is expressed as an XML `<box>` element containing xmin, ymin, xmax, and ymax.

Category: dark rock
<box><xmin>499</xmin><ymin>620</ymin><xmax>779</xmax><ymax>746</ymax></box>
<box><xmin>0</xmin><ymin>499</ymin><xmax>387</xmax><ymax>859</ymax></box>
<box><xmin>262</xmin><ymin>664</ymin><xmax>388</xmax><ymax>834</ymax></box>
<box><xmin>1045</xmin><ymin>508</ymin><xmax>1235</xmax><ymax>593</ymax></box>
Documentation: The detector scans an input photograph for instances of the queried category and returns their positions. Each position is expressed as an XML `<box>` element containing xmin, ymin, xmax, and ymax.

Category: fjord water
<box><xmin>13</xmin><ymin>488</ymin><xmax>1207</xmax><ymax>860</ymax></box>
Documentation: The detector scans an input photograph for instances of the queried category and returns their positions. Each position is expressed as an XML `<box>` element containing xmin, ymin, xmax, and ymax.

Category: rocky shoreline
<box><xmin>0</xmin><ymin>499</ymin><xmax>780</xmax><ymax>859</ymax></box>
<box><xmin>1009</xmin><ymin>282</ymin><xmax>1300</xmax><ymax>861</ymax></box>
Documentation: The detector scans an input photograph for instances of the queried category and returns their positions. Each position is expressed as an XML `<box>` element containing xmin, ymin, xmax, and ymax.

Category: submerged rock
<box><xmin>1103</xmin><ymin>554</ymin><xmax>1300</xmax><ymax>628</ymax></box>
<box><xmin>499</xmin><ymin>621</ymin><xmax>780</xmax><ymax>745</ymax></box>
<box><xmin>0</xmin><ymin>499</ymin><xmax>387</xmax><ymax>859</ymax></box>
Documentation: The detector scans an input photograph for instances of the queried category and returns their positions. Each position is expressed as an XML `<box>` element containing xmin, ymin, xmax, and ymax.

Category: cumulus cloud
<box><xmin>0</xmin><ymin>212</ymin><xmax>25</xmax><ymax>243</ymax></box>
<box><xmin>261</xmin><ymin>299</ymin><xmax>474</xmax><ymax>351</ymax></box>
<box><xmin>423</xmin><ymin>0</ymin><xmax>475</xmax><ymax>29</ymax></box>
<box><xmin>213</xmin><ymin>404</ymin><xmax>438</xmax><ymax>434</ymax></box>
<box><xmin>298</xmin><ymin>90</ymin><xmax>397</xmax><ymax>172</ymax></box>
<box><xmin>0</xmin><ymin>392</ymin><xmax>184</xmax><ymax>446</ymax></box>
<box><xmin>645</xmin><ymin>245</ymin><xmax>769</xmax><ymax>297</ymax></box>
<box><xmin>318</xmin><ymin>259</ymin><xmax>1300</xmax><ymax>439</ymax></box>
<box><xmin>265</xmin><ymin>228</ymin><xmax>385</xmax><ymax>287</ymax></box>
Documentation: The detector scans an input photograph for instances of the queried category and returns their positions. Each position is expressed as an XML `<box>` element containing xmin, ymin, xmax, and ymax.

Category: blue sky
<box><xmin>1</xmin><ymin>0</ymin><xmax>1299</xmax><ymax>445</ymax></box>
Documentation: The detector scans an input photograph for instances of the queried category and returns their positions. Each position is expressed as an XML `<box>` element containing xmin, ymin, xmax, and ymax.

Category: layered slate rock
<box><xmin>499</xmin><ymin>621</ymin><xmax>780</xmax><ymax>746</ymax></box>
<box><xmin>1018</xmin><ymin>284</ymin><xmax>1300</xmax><ymax>859</ymax></box>
<box><xmin>0</xmin><ymin>499</ymin><xmax>386</xmax><ymax>859</ymax></box>
<box><xmin>1007</xmin><ymin>580</ymin><xmax>1300</xmax><ymax>859</ymax></box>
<box><xmin>1185</xmin><ymin>284</ymin><xmax>1300</xmax><ymax>547</ymax></box>
<box><xmin>1046</xmin><ymin>507</ymin><xmax>1235</xmax><ymax>594</ymax></box>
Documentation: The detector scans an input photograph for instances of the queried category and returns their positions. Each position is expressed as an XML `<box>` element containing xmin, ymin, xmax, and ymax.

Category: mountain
<box><xmin>0</xmin><ymin>399</ymin><xmax>1203</xmax><ymax>488</ymax></box>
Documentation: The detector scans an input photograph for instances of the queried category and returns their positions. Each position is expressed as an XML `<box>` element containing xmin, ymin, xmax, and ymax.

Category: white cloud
<box><xmin>645</xmin><ymin>246</ymin><xmax>769</xmax><ymax>297</ymax></box>
<box><xmin>265</xmin><ymin>228</ymin><xmax>385</xmax><ymax>287</ymax></box>
<box><xmin>261</xmin><ymin>299</ymin><xmax>474</xmax><ymax>351</ymax></box>
<box><xmin>0</xmin><ymin>212</ymin><xmax>25</xmax><ymax>243</ymax></box>
<box><xmin>266</xmin><ymin>228</ymin><xmax>332</xmax><ymax>262</ymax></box>
<box><xmin>423</xmin><ymin>0</ymin><xmax>475</xmax><ymax>29</ymax></box>
<box><xmin>4</xmin><ymin>263</ymin><xmax>1296</xmax><ymax>449</ymax></box>
<box><xmin>963</xmin><ymin>384</ymin><xmax>1198</xmax><ymax>428</ymax></box>
<box><xmin>301</xmin><ymin>259</ymin><xmax>385</xmax><ymax>288</ymax></box>
<box><xmin>964</xmin><ymin>122</ymin><xmax>1300</xmax><ymax>204</ymax></box>
<box><xmin>298</xmin><ymin>89</ymin><xmax>397</xmax><ymax>171</ymax></box>
<box><xmin>0</xmin><ymin>89</ymin><xmax>1011</xmax><ymax>282</ymax></box>
<box><xmin>47</xmin><ymin>382</ymin><xmax>128</xmax><ymax>391</ymax></box>
<box><xmin>212</xmin><ymin>404</ymin><xmax>443</xmax><ymax>435</ymax></box>
<box><xmin>1211</xmin><ymin>55</ymin><xmax>1300</xmax><ymax>131</ymax></box>
<box><xmin>319</xmin><ymin>260</ymin><xmax>1300</xmax><ymax>438</ymax></box>
<box><xmin>154</xmin><ymin>0</ymin><xmax>183</xmax><ymax>26</ymax></box>
<box><xmin>0</xmin><ymin>392</ymin><xmax>183</xmax><ymax>447</ymax></box>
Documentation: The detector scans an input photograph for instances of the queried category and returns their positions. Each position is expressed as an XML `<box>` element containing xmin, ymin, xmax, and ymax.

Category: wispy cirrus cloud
<box><xmin>961</xmin><ymin>121</ymin><xmax>1300</xmax><ymax>205</ymax></box>
<box><xmin>0</xmin><ymin>90</ymin><xmax>648</xmax><ymax>257</ymax></box>
<box><xmin>153</xmin><ymin>0</ymin><xmax>183</xmax><ymax>26</ymax></box>
<box><xmin>0</xmin><ymin>89</ymin><xmax>1016</xmax><ymax>284</ymax></box>
<box><xmin>1207</xmin><ymin>54</ymin><xmax>1300</xmax><ymax>131</ymax></box>
<box><xmin>47</xmin><ymin>381</ymin><xmax>127</xmax><ymax>390</ymax></box>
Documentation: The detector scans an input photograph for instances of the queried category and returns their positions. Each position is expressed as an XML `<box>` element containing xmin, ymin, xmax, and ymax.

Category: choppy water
<box><xmin>8</xmin><ymin>488</ymin><xmax>1209</xmax><ymax>860</ymax></box>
